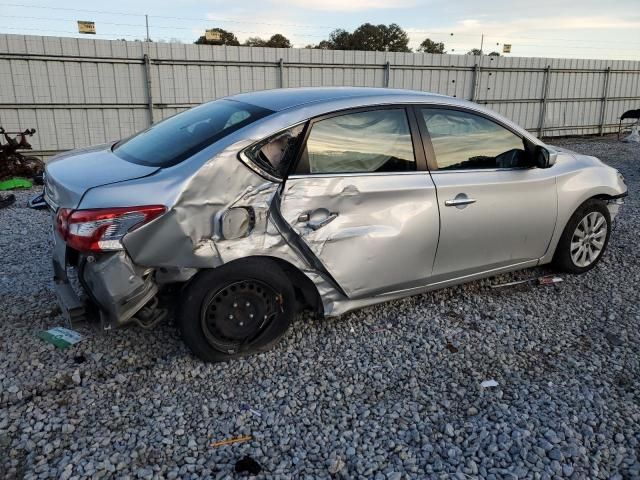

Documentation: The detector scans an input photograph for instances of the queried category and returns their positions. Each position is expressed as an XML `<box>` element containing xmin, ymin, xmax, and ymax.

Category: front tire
<box><xmin>179</xmin><ymin>258</ymin><xmax>295</xmax><ymax>362</ymax></box>
<box><xmin>553</xmin><ymin>199</ymin><xmax>611</xmax><ymax>274</ymax></box>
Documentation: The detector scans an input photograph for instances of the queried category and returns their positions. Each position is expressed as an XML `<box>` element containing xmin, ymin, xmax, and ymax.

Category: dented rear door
<box><xmin>278</xmin><ymin>107</ymin><xmax>439</xmax><ymax>298</ymax></box>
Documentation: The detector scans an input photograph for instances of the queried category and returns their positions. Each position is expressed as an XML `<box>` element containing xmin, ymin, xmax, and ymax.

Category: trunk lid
<box><xmin>44</xmin><ymin>144</ymin><xmax>160</xmax><ymax>209</ymax></box>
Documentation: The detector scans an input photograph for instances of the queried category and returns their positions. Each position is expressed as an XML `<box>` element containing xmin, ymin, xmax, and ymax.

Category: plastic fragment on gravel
<box><xmin>38</xmin><ymin>327</ymin><xmax>84</xmax><ymax>349</ymax></box>
<box><xmin>211</xmin><ymin>435</ymin><xmax>252</xmax><ymax>448</ymax></box>
<box><xmin>481</xmin><ymin>379</ymin><xmax>499</xmax><ymax>388</ymax></box>
<box><xmin>240</xmin><ymin>403</ymin><xmax>262</xmax><ymax>417</ymax></box>
<box><xmin>235</xmin><ymin>456</ymin><xmax>262</xmax><ymax>475</ymax></box>
<box><xmin>622</xmin><ymin>125</ymin><xmax>640</xmax><ymax>143</ymax></box>
<box><xmin>605</xmin><ymin>332</ymin><xmax>624</xmax><ymax>346</ymax></box>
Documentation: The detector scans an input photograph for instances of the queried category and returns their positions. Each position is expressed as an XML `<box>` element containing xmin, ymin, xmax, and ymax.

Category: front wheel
<box><xmin>179</xmin><ymin>258</ymin><xmax>295</xmax><ymax>362</ymax></box>
<box><xmin>553</xmin><ymin>199</ymin><xmax>611</xmax><ymax>274</ymax></box>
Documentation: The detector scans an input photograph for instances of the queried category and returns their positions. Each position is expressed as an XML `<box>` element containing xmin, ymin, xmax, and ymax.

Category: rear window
<box><xmin>113</xmin><ymin>99</ymin><xmax>272</xmax><ymax>167</ymax></box>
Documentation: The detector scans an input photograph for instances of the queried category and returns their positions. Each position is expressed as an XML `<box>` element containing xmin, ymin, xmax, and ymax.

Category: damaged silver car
<box><xmin>45</xmin><ymin>87</ymin><xmax>627</xmax><ymax>361</ymax></box>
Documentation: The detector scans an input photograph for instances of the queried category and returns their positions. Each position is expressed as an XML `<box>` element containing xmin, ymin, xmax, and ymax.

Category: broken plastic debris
<box><xmin>38</xmin><ymin>327</ymin><xmax>83</xmax><ymax>349</ymax></box>
<box><xmin>240</xmin><ymin>403</ymin><xmax>262</xmax><ymax>417</ymax></box>
<box><xmin>446</xmin><ymin>342</ymin><xmax>459</xmax><ymax>353</ymax></box>
<box><xmin>0</xmin><ymin>194</ymin><xmax>15</xmax><ymax>209</ymax></box>
<box><xmin>622</xmin><ymin>125</ymin><xmax>640</xmax><ymax>143</ymax></box>
<box><xmin>481</xmin><ymin>379</ymin><xmax>499</xmax><ymax>388</ymax></box>
<box><xmin>211</xmin><ymin>435</ymin><xmax>252</xmax><ymax>448</ymax></box>
<box><xmin>235</xmin><ymin>456</ymin><xmax>262</xmax><ymax>475</ymax></box>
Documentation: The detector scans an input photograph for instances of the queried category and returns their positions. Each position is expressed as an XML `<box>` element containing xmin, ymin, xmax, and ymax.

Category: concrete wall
<box><xmin>1</xmin><ymin>34</ymin><xmax>639</xmax><ymax>156</ymax></box>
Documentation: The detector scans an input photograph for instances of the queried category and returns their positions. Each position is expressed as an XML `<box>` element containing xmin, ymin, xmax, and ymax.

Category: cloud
<box><xmin>274</xmin><ymin>0</ymin><xmax>417</xmax><ymax>11</ymax></box>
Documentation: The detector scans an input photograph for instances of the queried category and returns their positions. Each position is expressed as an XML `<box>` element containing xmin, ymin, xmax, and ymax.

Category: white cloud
<box><xmin>275</xmin><ymin>0</ymin><xmax>417</xmax><ymax>11</ymax></box>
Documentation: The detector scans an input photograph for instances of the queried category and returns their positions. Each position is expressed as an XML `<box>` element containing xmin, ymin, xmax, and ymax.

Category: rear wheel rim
<box><xmin>570</xmin><ymin>211</ymin><xmax>607</xmax><ymax>268</ymax></box>
<box><xmin>201</xmin><ymin>280</ymin><xmax>279</xmax><ymax>354</ymax></box>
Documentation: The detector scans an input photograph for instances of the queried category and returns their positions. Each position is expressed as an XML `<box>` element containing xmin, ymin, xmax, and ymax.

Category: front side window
<box><xmin>421</xmin><ymin>108</ymin><xmax>527</xmax><ymax>170</ymax></box>
<box><xmin>114</xmin><ymin>99</ymin><xmax>272</xmax><ymax>167</ymax></box>
<box><xmin>295</xmin><ymin>109</ymin><xmax>415</xmax><ymax>175</ymax></box>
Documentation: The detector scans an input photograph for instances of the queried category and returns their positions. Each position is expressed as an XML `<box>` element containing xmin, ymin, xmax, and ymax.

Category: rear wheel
<box><xmin>179</xmin><ymin>258</ymin><xmax>295</xmax><ymax>362</ymax></box>
<box><xmin>553</xmin><ymin>199</ymin><xmax>611</xmax><ymax>274</ymax></box>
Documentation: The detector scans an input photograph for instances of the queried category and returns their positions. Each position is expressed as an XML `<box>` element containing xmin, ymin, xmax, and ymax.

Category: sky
<box><xmin>1</xmin><ymin>0</ymin><xmax>639</xmax><ymax>60</ymax></box>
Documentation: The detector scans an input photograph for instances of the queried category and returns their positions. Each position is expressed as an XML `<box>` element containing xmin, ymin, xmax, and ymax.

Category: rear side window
<box><xmin>420</xmin><ymin>108</ymin><xmax>525</xmax><ymax>170</ymax></box>
<box><xmin>295</xmin><ymin>109</ymin><xmax>415</xmax><ymax>174</ymax></box>
<box><xmin>244</xmin><ymin>124</ymin><xmax>305</xmax><ymax>178</ymax></box>
<box><xmin>114</xmin><ymin>99</ymin><xmax>272</xmax><ymax>167</ymax></box>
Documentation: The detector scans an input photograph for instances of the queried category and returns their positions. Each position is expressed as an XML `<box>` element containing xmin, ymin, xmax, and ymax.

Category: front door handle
<box><xmin>445</xmin><ymin>194</ymin><xmax>476</xmax><ymax>209</ymax></box>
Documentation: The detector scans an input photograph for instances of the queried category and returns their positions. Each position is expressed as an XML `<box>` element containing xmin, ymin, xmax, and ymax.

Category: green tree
<box><xmin>313</xmin><ymin>23</ymin><xmax>410</xmax><ymax>52</ymax></box>
<box><xmin>466</xmin><ymin>49</ymin><xmax>501</xmax><ymax>56</ymax></box>
<box><xmin>417</xmin><ymin>38</ymin><xmax>445</xmax><ymax>54</ymax></box>
<box><xmin>195</xmin><ymin>28</ymin><xmax>240</xmax><ymax>46</ymax></box>
<box><xmin>243</xmin><ymin>36</ymin><xmax>267</xmax><ymax>47</ymax></box>
<box><xmin>265</xmin><ymin>34</ymin><xmax>292</xmax><ymax>48</ymax></box>
<box><xmin>243</xmin><ymin>34</ymin><xmax>292</xmax><ymax>48</ymax></box>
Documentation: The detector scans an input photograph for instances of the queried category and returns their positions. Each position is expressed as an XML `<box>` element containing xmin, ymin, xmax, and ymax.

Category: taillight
<box><xmin>55</xmin><ymin>205</ymin><xmax>166</xmax><ymax>253</ymax></box>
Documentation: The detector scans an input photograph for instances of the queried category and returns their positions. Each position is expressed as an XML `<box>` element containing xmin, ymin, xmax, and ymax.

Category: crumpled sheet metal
<box><xmin>123</xmin><ymin>146</ymin><xmax>348</xmax><ymax>315</ymax></box>
<box><xmin>82</xmin><ymin>251</ymin><xmax>157</xmax><ymax>326</ymax></box>
<box><xmin>124</xmin><ymin>143</ymin><xmax>263</xmax><ymax>268</ymax></box>
<box><xmin>279</xmin><ymin>173</ymin><xmax>440</xmax><ymax>299</ymax></box>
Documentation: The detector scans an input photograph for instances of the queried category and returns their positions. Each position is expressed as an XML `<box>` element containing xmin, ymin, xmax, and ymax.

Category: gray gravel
<box><xmin>1</xmin><ymin>135</ymin><xmax>639</xmax><ymax>479</ymax></box>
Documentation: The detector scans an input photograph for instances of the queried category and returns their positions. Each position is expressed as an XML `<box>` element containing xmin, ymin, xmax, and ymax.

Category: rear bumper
<box><xmin>52</xmin><ymin>239</ymin><xmax>86</xmax><ymax>325</ymax></box>
<box><xmin>52</xmin><ymin>223</ymin><xmax>158</xmax><ymax>328</ymax></box>
<box><xmin>81</xmin><ymin>252</ymin><xmax>158</xmax><ymax>327</ymax></box>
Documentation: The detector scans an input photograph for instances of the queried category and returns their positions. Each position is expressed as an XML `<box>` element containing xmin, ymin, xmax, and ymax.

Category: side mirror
<box><xmin>534</xmin><ymin>145</ymin><xmax>557</xmax><ymax>168</ymax></box>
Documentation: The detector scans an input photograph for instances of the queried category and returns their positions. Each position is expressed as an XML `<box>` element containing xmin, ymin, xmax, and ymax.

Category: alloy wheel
<box><xmin>570</xmin><ymin>211</ymin><xmax>607</xmax><ymax>268</ymax></box>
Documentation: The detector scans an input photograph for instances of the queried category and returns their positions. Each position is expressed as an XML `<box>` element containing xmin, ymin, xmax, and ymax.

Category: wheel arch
<box><xmin>185</xmin><ymin>255</ymin><xmax>324</xmax><ymax>319</ymax></box>
<box><xmin>543</xmin><ymin>193</ymin><xmax>613</xmax><ymax>264</ymax></box>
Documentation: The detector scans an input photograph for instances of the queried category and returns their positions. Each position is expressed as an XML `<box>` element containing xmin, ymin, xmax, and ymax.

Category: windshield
<box><xmin>113</xmin><ymin>99</ymin><xmax>273</xmax><ymax>167</ymax></box>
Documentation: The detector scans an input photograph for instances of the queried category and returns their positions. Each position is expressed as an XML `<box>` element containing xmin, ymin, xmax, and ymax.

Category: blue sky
<box><xmin>1</xmin><ymin>0</ymin><xmax>639</xmax><ymax>60</ymax></box>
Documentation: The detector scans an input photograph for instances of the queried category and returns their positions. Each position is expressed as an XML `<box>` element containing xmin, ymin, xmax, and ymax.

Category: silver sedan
<box><xmin>45</xmin><ymin>87</ymin><xmax>627</xmax><ymax>361</ymax></box>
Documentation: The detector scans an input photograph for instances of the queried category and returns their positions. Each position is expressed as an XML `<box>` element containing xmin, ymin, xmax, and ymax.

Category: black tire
<box><xmin>553</xmin><ymin>199</ymin><xmax>611</xmax><ymax>274</ymax></box>
<box><xmin>179</xmin><ymin>258</ymin><xmax>295</xmax><ymax>362</ymax></box>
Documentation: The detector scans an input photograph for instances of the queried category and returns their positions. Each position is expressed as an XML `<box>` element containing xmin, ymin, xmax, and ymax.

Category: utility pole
<box><xmin>479</xmin><ymin>33</ymin><xmax>484</xmax><ymax>55</ymax></box>
<box><xmin>145</xmin><ymin>14</ymin><xmax>150</xmax><ymax>42</ymax></box>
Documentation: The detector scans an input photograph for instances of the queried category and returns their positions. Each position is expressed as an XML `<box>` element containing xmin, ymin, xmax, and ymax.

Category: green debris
<box><xmin>0</xmin><ymin>177</ymin><xmax>32</xmax><ymax>191</ymax></box>
<box><xmin>38</xmin><ymin>327</ymin><xmax>84</xmax><ymax>349</ymax></box>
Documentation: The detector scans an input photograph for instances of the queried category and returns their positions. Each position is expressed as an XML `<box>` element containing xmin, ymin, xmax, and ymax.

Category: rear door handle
<box><xmin>445</xmin><ymin>194</ymin><xmax>476</xmax><ymax>208</ymax></box>
<box><xmin>307</xmin><ymin>213</ymin><xmax>338</xmax><ymax>230</ymax></box>
<box><xmin>297</xmin><ymin>208</ymin><xmax>338</xmax><ymax>230</ymax></box>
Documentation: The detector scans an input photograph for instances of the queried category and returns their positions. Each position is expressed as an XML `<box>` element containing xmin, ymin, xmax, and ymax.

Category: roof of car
<box><xmin>228</xmin><ymin>87</ymin><xmax>456</xmax><ymax>112</ymax></box>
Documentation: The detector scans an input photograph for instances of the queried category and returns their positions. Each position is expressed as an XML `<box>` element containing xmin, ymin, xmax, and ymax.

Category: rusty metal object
<box><xmin>0</xmin><ymin>127</ymin><xmax>44</xmax><ymax>182</ymax></box>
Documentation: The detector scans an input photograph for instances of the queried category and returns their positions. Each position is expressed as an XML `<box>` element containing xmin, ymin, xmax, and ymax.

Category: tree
<box><xmin>381</xmin><ymin>23</ymin><xmax>411</xmax><ymax>52</ymax></box>
<box><xmin>243</xmin><ymin>34</ymin><xmax>292</xmax><ymax>48</ymax></box>
<box><xmin>265</xmin><ymin>34</ymin><xmax>292</xmax><ymax>48</ymax></box>
<box><xmin>243</xmin><ymin>36</ymin><xmax>267</xmax><ymax>47</ymax></box>
<box><xmin>418</xmin><ymin>38</ymin><xmax>445</xmax><ymax>54</ymax></box>
<box><xmin>194</xmin><ymin>28</ymin><xmax>240</xmax><ymax>46</ymax></box>
<box><xmin>312</xmin><ymin>23</ymin><xmax>410</xmax><ymax>52</ymax></box>
<box><xmin>467</xmin><ymin>49</ymin><xmax>501</xmax><ymax>56</ymax></box>
<box><xmin>325</xmin><ymin>29</ymin><xmax>353</xmax><ymax>50</ymax></box>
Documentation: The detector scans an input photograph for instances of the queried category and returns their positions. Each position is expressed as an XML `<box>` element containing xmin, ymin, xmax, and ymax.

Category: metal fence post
<box><xmin>143</xmin><ymin>54</ymin><xmax>154</xmax><ymax>124</ymax></box>
<box><xmin>537</xmin><ymin>66</ymin><xmax>551</xmax><ymax>138</ymax></box>
<box><xmin>598</xmin><ymin>66</ymin><xmax>611</xmax><ymax>136</ymax></box>
<box><xmin>384</xmin><ymin>61</ymin><xmax>390</xmax><ymax>88</ymax></box>
<box><xmin>470</xmin><ymin>64</ymin><xmax>478</xmax><ymax>101</ymax></box>
<box><xmin>279</xmin><ymin>58</ymin><xmax>285</xmax><ymax>89</ymax></box>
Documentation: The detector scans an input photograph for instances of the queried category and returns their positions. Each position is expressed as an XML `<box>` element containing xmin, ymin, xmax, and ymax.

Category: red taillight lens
<box><xmin>55</xmin><ymin>205</ymin><xmax>166</xmax><ymax>253</ymax></box>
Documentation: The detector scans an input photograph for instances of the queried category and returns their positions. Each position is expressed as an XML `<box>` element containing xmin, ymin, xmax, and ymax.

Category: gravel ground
<box><xmin>1</xmin><ymin>135</ymin><xmax>639</xmax><ymax>479</ymax></box>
